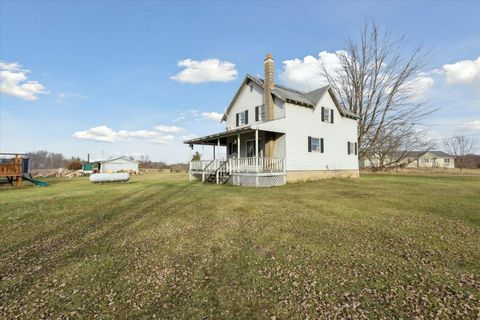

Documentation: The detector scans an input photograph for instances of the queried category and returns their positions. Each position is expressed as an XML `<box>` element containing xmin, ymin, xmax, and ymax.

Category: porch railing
<box><xmin>189</xmin><ymin>159</ymin><xmax>224</xmax><ymax>173</ymax></box>
<box><xmin>229</xmin><ymin>157</ymin><xmax>285</xmax><ymax>173</ymax></box>
<box><xmin>190</xmin><ymin>157</ymin><xmax>285</xmax><ymax>174</ymax></box>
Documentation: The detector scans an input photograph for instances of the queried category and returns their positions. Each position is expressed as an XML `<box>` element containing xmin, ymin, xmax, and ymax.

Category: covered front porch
<box><xmin>185</xmin><ymin>127</ymin><xmax>286</xmax><ymax>187</ymax></box>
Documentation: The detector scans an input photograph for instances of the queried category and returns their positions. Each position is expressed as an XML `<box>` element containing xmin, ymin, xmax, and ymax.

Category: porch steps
<box><xmin>204</xmin><ymin>160</ymin><xmax>230</xmax><ymax>184</ymax></box>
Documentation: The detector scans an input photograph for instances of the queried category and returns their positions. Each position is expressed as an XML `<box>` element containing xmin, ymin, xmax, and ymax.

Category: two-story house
<box><xmin>185</xmin><ymin>54</ymin><xmax>359</xmax><ymax>187</ymax></box>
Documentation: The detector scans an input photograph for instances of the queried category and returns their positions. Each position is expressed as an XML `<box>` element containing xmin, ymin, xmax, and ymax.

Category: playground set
<box><xmin>0</xmin><ymin>153</ymin><xmax>48</xmax><ymax>188</ymax></box>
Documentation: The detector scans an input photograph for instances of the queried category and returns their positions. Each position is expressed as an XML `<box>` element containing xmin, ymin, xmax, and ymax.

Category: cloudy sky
<box><xmin>1</xmin><ymin>1</ymin><xmax>479</xmax><ymax>162</ymax></box>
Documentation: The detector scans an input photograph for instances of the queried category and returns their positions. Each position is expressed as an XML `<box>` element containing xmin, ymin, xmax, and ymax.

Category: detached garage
<box><xmin>100</xmin><ymin>157</ymin><xmax>139</xmax><ymax>173</ymax></box>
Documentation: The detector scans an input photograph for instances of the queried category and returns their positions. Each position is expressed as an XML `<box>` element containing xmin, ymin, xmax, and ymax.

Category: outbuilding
<box><xmin>100</xmin><ymin>157</ymin><xmax>139</xmax><ymax>173</ymax></box>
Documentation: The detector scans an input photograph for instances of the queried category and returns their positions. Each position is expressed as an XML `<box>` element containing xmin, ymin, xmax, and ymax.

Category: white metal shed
<box><xmin>100</xmin><ymin>157</ymin><xmax>139</xmax><ymax>173</ymax></box>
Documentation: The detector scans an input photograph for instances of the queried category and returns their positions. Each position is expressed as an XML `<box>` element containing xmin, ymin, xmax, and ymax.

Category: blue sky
<box><xmin>1</xmin><ymin>1</ymin><xmax>479</xmax><ymax>162</ymax></box>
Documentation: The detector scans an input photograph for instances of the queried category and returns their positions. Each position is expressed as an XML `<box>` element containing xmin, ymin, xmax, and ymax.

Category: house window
<box><xmin>255</xmin><ymin>105</ymin><xmax>265</xmax><ymax>122</ymax></box>
<box><xmin>321</xmin><ymin>107</ymin><xmax>334</xmax><ymax>123</ymax></box>
<box><xmin>444</xmin><ymin>158</ymin><xmax>450</xmax><ymax>163</ymax></box>
<box><xmin>347</xmin><ymin>142</ymin><xmax>357</xmax><ymax>155</ymax></box>
<box><xmin>308</xmin><ymin>136</ymin><xmax>324</xmax><ymax>153</ymax></box>
<box><xmin>236</xmin><ymin>110</ymin><xmax>248</xmax><ymax>127</ymax></box>
<box><xmin>422</xmin><ymin>158</ymin><xmax>429</xmax><ymax>163</ymax></box>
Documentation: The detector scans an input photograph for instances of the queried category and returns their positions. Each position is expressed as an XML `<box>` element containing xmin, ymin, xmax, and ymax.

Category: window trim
<box><xmin>308</xmin><ymin>136</ymin><xmax>324</xmax><ymax>153</ymax></box>
<box><xmin>321</xmin><ymin>107</ymin><xmax>333</xmax><ymax>123</ymax></box>
<box><xmin>255</xmin><ymin>105</ymin><xmax>265</xmax><ymax>122</ymax></box>
<box><xmin>236</xmin><ymin>110</ymin><xmax>249</xmax><ymax>126</ymax></box>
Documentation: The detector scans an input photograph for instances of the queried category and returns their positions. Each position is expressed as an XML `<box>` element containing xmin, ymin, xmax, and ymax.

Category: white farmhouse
<box><xmin>185</xmin><ymin>54</ymin><xmax>359</xmax><ymax>187</ymax></box>
<box><xmin>100</xmin><ymin>157</ymin><xmax>139</xmax><ymax>173</ymax></box>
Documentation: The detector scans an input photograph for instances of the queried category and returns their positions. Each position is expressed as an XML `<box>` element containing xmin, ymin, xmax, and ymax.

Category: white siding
<box><xmin>284</xmin><ymin>93</ymin><xmax>358</xmax><ymax>171</ymax></box>
<box><xmin>101</xmin><ymin>159</ymin><xmax>139</xmax><ymax>173</ymax></box>
<box><xmin>226</xmin><ymin>82</ymin><xmax>285</xmax><ymax>130</ymax></box>
<box><xmin>274</xmin><ymin>133</ymin><xmax>286</xmax><ymax>160</ymax></box>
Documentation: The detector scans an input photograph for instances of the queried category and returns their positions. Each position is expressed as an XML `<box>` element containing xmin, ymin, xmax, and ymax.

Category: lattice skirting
<box><xmin>227</xmin><ymin>173</ymin><xmax>286</xmax><ymax>187</ymax></box>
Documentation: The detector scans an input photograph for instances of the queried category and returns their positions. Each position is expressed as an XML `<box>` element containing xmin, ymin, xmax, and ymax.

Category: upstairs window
<box><xmin>347</xmin><ymin>142</ymin><xmax>357</xmax><ymax>155</ymax></box>
<box><xmin>236</xmin><ymin>110</ymin><xmax>248</xmax><ymax>127</ymax></box>
<box><xmin>308</xmin><ymin>136</ymin><xmax>324</xmax><ymax>153</ymax></box>
<box><xmin>255</xmin><ymin>105</ymin><xmax>265</xmax><ymax>122</ymax></box>
<box><xmin>321</xmin><ymin>107</ymin><xmax>334</xmax><ymax>123</ymax></box>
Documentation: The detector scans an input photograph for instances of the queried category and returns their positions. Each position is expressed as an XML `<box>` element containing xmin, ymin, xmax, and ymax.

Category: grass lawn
<box><xmin>1</xmin><ymin>173</ymin><xmax>479</xmax><ymax>319</ymax></box>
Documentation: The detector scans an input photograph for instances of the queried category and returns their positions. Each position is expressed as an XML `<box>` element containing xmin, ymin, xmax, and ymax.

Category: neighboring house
<box><xmin>361</xmin><ymin>151</ymin><xmax>455</xmax><ymax>169</ymax></box>
<box><xmin>99</xmin><ymin>157</ymin><xmax>139</xmax><ymax>173</ymax></box>
<box><xmin>184</xmin><ymin>54</ymin><xmax>359</xmax><ymax>187</ymax></box>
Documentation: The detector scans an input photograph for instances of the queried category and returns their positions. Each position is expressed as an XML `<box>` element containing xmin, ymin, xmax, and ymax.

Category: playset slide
<box><xmin>22</xmin><ymin>175</ymin><xmax>49</xmax><ymax>186</ymax></box>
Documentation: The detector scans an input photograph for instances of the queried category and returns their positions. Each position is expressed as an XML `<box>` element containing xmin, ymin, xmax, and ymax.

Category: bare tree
<box><xmin>321</xmin><ymin>20</ymin><xmax>433</xmax><ymax>159</ymax></box>
<box><xmin>443</xmin><ymin>136</ymin><xmax>476</xmax><ymax>171</ymax></box>
<box><xmin>367</xmin><ymin>122</ymin><xmax>434</xmax><ymax>170</ymax></box>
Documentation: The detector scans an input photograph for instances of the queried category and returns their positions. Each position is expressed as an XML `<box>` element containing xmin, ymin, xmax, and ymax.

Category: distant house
<box><xmin>100</xmin><ymin>157</ymin><xmax>139</xmax><ymax>173</ymax></box>
<box><xmin>184</xmin><ymin>54</ymin><xmax>359</xmax><ymax>187</ymax></box>
<box><xmin>361</xmin><ymin>151</ymin><xmax>455</xmax><ymax>169</ymax></box>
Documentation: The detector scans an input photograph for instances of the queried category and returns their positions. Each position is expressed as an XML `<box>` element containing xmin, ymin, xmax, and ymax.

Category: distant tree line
<box><xmin>27</xmin><ymin>150</ymin><xmax>187</xmax><ymax>171</ymax></box>
<box><xmin>28</xmin><ymin>150</ymin><xmax>81</xmax><ymax>170</ymax></box>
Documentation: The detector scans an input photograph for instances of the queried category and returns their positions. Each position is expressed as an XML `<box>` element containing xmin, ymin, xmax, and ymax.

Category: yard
<box><xmin>0</xmin><ymin>173</ymin><xmax>479</xmax><ymax>319</ymax></box>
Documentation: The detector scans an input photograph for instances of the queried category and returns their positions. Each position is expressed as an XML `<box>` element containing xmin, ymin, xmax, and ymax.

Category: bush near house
<box><xmin>0</xmin><ymin>173</ymin><xmax>479</xmax><ymax>318</ymax></box>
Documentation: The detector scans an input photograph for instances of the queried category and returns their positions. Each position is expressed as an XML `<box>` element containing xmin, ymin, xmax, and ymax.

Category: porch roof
<box><xmin>184</xmin><ymin>127</ymin><xmax>254</xmax><ymax>145</ymax></box>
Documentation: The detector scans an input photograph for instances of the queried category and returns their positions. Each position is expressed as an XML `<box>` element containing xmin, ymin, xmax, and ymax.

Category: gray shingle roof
<box><xmin>396</xmin><ymin>151</ymin><xmax>453</xmax><ymax>158</ymax></box>
<box><xmin>429</xmin><ymin>151</ymin><xmax>453</xmax><ymax>158</ymax></box>
<box><xmin>245</xmin><ymin>74</ymin><xmax>358</xmax><ymax>119</ymax></box>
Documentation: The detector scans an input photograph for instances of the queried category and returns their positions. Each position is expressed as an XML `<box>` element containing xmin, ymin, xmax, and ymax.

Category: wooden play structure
<box><xmin>0</xmin><ymin>153</ymin><xmax>48</xmax><ymax>188</ymax></box>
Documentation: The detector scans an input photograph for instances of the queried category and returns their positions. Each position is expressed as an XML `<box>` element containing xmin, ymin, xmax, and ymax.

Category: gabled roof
<box><xmin>100</xmin><ymin>156</ymin><xmax>139</xmax><ymax>164</ymax></box>
<box><xmin>223</xmin><ymin>74</ymin><xmax>359</xmax><ymax>121</ymax></box>
<box><xmin>429</xmin><ymin>151</ymin><xmax>453</xmax><ymax>158</ymax></box>
<box><xmin>397</xmin><ymin>151</ymin><xmax>453</xmax><ymax>158</ymax></box>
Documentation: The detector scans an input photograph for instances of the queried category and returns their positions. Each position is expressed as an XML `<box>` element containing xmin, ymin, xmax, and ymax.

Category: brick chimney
<box><xmin>264</xmin><ymin>53</ymin><xmax>275</xmax><ymax>121</ymax></box>
<box><xmin>264</xmin><ymin>53</ymin><xmax>276</xmax><ymax>158</ymax></box>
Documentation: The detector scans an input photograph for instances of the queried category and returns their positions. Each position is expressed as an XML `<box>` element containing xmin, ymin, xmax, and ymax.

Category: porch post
<box><xmin>188</xmin><ymin>144</ymin><xmax>192</xmax><ymax>181</ymax></box>
<box><xmin>237</xmin><ymin>133</ymin><xmax>241</xmax><ymax>159</ymax></box>
<box><xmin>217</xmin><ymin>138</ymin><xmax>221</xmax><ymax>160</ymax></box>
<box><xmin>213</xmin><ymin>144</ymin><xmax>216</xmax><ymax>160</ymax></box>
<box><xmin>255</xmin><ymin>129</ymin><xmax>259</xmax><ymax>173</ymax></box>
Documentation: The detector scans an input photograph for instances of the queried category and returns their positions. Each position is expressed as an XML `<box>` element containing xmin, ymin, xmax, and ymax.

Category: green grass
<box><xmin>1</xmin><ymin>173</ymin><xmax>479</xmax><ymax>319</ymax></box>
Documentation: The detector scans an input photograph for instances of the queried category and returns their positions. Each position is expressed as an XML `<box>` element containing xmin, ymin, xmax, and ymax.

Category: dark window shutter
<box><xmin>321</xmin><ymin>107</ymin><xmax>325</xmax><ymax>122</ymax></box>
<box><xmin>321</xmin><ymin>138</ymin><xmax>324</xmax><ymax>153</ymax></box>
<box><xmin>255</xmin><ymin>106</ymin><xmax>259</xmax><ymax>121</ymax></box>
<box><xmin>331</xmin><ymin>109</ymin><xmax>334</xmax><ymax>123</ymax></box>
<box><xmin>348</xmin><ymin>142</ymin><xmax>351</xmax><ymax>155</ymax></box>
<box><xmin>308</xmin><ymin>136</ymin><xmax>312</xmax><ymax>152</ymax></box>
<box><xmin>236</xmin><ymin>113</ymin><xmax>239</xmax><ymax>126</ymax></box>
<box><xmin>354</xmin><ymin>142</ymin><xmax>358</xmax><ymax>155</ymax></box>
<box><xmin>245</xmin><ymin>110</ymin><xmax>248</xmax><ymax>124</ymax></box>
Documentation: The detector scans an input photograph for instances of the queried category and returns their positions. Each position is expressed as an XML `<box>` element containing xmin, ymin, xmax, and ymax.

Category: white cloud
<box><xmin>73</xmin><ymin>125</ymin><xmax>176</xmax><ymax>144</ymax></box>
<box><xmin>0</xmin><ymin>61</ymin><xmax>48</xmax><ymax>101</ymax></box>
<box><xmin>170</xmin><ymin>58</ymin><xmax>237</xmax><ymax>83</ymax></box>
<box><xmin>405</xmin><ymin>72</ymin><xmax>434</xmax><ymax>98</ymax></box>
<box><xmin>73</xmin><ymin>126</ymin><xmax>120</xmax><ymax>142</ymax></box>
<box><xmin>201</xmin><ymin>111</ymin><xmax>223</xmax><ymax>122</ymax></box>
<box><xmin>463</xmin><ymin>120</ymin><xmax>480</xmax><ymax>130</ymax></box>
<box><xmin>57</xmin><ymin>92</ymin><xmax>87</xmax><ymax>103</ymax></box>
<box><xmin>280</xmin><ymin>51</ymin><xmax>345</xmax><ymax>92</ymax></box>
<box><xmin>443</xmin><ymin>56</ymin><xmax>480</xmax><ymax>87</ymax></box>
<box><xmin>154</xmin><ymin>125</ymin><xmax>185</xmax><ymax>133</ymax></box>
<box><xmin>149</xmin><ymin>135</ymin><xmax>175</xmax><ymax>144</ymax></box>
